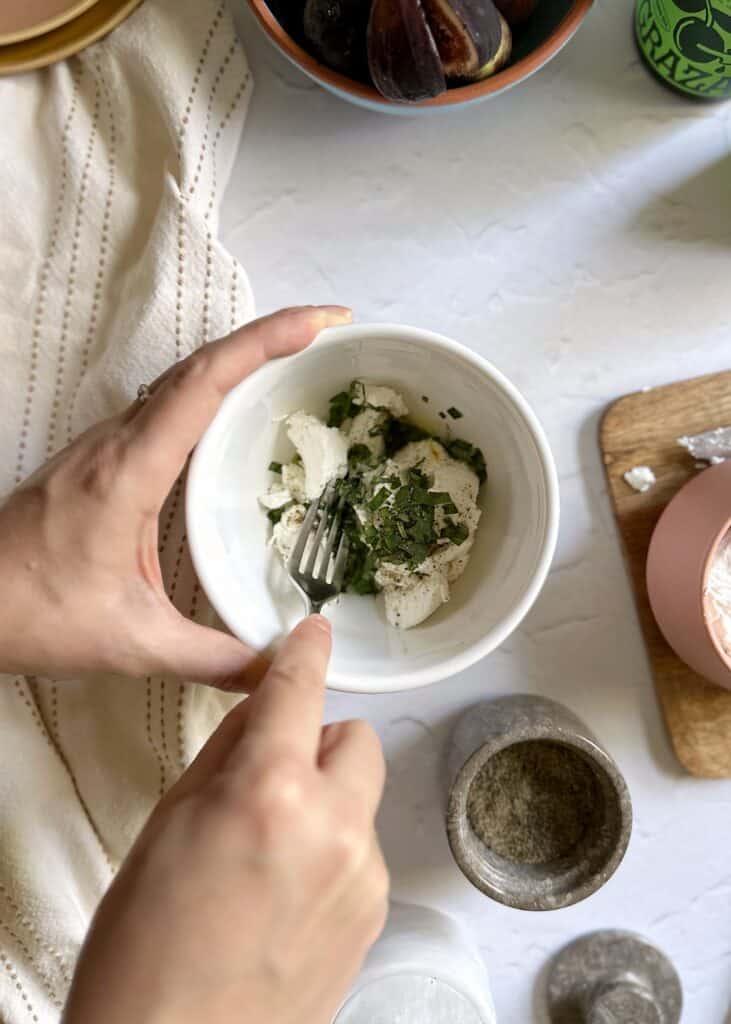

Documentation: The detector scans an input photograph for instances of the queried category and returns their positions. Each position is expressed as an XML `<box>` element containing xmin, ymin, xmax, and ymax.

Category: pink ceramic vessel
<box><xmin>646</xmin><ymin>461</ymin><xmax>731</xmax><ymax>691</ymax></box>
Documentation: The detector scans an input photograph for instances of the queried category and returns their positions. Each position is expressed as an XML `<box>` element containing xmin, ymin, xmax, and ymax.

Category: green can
<box><xmin>635</xmin><ymin>0</ymin><xmax>731</xmax><ymax>100</ymax></box>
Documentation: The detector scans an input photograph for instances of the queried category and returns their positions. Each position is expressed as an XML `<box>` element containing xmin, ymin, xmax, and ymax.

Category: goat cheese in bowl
<box><xmin>186</xmin><ymin>322</ymin><xmax>559</xmax><ymax>693</ymax></box>
<box><xmin>260</xmin><ymin>382</ymin><xmax>487</xmax><ymax>629</ymax></box>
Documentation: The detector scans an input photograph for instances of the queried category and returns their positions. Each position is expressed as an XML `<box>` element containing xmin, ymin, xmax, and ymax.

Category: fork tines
<box><xmin>288</xmin><ymin>482</ymin><xmax>349</xmax><ymax>586</ymax></box>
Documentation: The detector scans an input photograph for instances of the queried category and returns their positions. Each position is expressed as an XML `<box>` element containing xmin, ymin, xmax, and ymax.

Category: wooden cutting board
<box><xmin>600</xmin><ymin>370</ymin><xmax>731</xmax><ymax>779</ymax></box>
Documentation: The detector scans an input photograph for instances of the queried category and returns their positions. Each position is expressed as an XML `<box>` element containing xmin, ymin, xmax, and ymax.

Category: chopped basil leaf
<box><xmin>424</xmin><ymin>491</ymin><xmax>453</xmax><ymax>506</ymax></box>
<box><xmin>368</xmin><ymin>488</ymin><xmax>390</xmax><ymax>511</ymax></box>
<box><xmin>268</xmin><ymin>461</ymin><xmax>282</xmax><ymax>474</ymax></box>
<box><xmin>348</xmin><ymin>443</ymin><xmax>373</xmax><ymax>465</ymax></box>
<box><xmin>383</xmin><ymin>418</ymin><xmax>431</xmax><ymax>456</ymax></box>
<box><xmin>328</xmin><ymin>379</ymin><xmax>365</xmax><ymax>427</ymax></box>
<box><xmin>267</xmin><ymin>506</ymin><xmax>286</xmax><ymax>524</ymax></box>
<box><xmin>327</xmin><ymin>391</ymin><xmax>351</xmax><ymax>428</ymax></box>
<box><xmin>447</xmin><ymin>406</ymin><xmax>463</xmax><ymax>419</ymax></box>
<box><xmin>445</xmin><ymin>438</ymin><xmax>487</xmax><ymax>484</ymax></box>
<box><xmin>344</xmin><ymin>536</ymin><xmax>379</xmax><ymax>595</ymax></box>
<box><xmin>441</xmin><ymin>520</ymin><xmax>469</xmax><ymax>545</ymax></box>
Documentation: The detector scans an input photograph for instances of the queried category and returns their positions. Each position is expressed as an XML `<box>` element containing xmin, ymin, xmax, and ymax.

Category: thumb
<box><xmin>156</xmin><ymin>615</ymin><xmax>270</xmax><ymax>692</ymax></box>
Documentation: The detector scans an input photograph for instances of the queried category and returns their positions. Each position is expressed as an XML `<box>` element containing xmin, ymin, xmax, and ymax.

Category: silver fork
<box><xmin>287</xmin><ymin>482</ymin><xmax>350</xmax><ymax>615</ymax></box>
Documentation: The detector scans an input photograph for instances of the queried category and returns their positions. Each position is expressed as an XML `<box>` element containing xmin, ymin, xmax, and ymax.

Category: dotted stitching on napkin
<box><xmin>0</xmin><ymin>884</ymin><xmax>71</xmax><ymax>986</ymax></box>
<box><xmin>176</xmin><ymin>580</ymin><xmax>202</xmax><ymax>769</ymax></box>
<box><xmin>16</xmin><ymin>66</ymin><xmax>83</xmax><ymax>486</ymax></box>
<box><xmin>159</xmin><ymin>479</ymin><xmax>183</xmax><ymax>554</ymax></box>
<box><xmin>156</xmin><ymin>0</ymin><xmax>232</xmax><ymax>785</ymax></box>
<box><xmin>230</xmin><ymin>262</ymin><xmax>238</xmax><ymax>331</ymax></box>
<box><xmin>206</xmin><ymin>73</ymin><xmax>252</xmax><ymax>223</ymax></box>
<box><xmin>159</xmin><ymin>536</ymin><xmax>192</xmax><ymax>774</ymax></box>
<box><xmin>176</xmin><ymin>2</ymin><xmax>224</xmax><ymax>168</ymax></box>
<box><xmin>46</xmin><ymin>78</ymin><xmax>101</xmax><ymax>461</ymax></box>
<box><xmin>188</xmin><ymin>41</ymin><xmax>238</xmax><ymax>201</ymax></box>
<box><xmin>145</xmin><ymin>677</ymin><xmax>167</xmax><ymax>800</ymax></box>
<box><xmin>202</xmin><ymin>231</ymin><xmax>213</xmax><ymax>343</ymax></box>
<box><xmin>12</xmin><ymin>679</ymin><xmax>115</xmax><ymax>876</ymax></box>
<box><xmin>0</xmin><ymin>920</ymin><xmax>62</xmax><ymax>1008</ymax></box>
<box><xmin>65</xmin><ymin>60</ymin><xmax>117</xmax><ymax>445</ymax></box>
<box><xmin>28</xmin><ymin>678</ymin><xmax>58</xmax><ymax>787</ymax></box>
<box><xmin>175</xmin><ymin>683</ymin><xmax>187</xmax><ymax>771</ymax></box>
<box><xmin>0</xmin><ymin>952</ymin><xmax>39</xmax><ymax>1022</ymax></box>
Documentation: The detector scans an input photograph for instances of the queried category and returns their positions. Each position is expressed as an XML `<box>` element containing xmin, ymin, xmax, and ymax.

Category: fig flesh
<box><xmin>367</xmin><ymin>0</ymin><xmax>447</xmax><ymax>102</ymax></box>
<box><xmin>303</xmin><ymin>0</ymin><xmax>370</xmax><ymax>78</ymax></box>
<box><xmin>421</xmin><ymin>0</ymin><xmax>504</xmax><ymax>78</ymax></box>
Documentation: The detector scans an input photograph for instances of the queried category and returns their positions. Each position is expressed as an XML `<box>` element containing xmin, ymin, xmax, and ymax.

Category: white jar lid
<box><xmin>334</xmin><ymin>973</ymin><xmax>486</xmax><ymax>1024</ymax></box>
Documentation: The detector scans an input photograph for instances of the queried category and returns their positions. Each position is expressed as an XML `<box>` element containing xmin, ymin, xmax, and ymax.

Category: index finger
<box><xmin>229</xmin><ymin>615</ymin><xmax>332</xmax><ymax>768</ymax></box>
<box><xmin>125</xmin><ymin>305</ymin><xmax>352</xmax><ymax>498</ymax></box>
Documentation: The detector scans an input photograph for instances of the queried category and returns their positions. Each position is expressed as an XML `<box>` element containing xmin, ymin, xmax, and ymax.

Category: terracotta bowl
<box><xmin>646</xmin><ymin>461</ymin><xmax>731</xmax><ymax>691</ymax></box>
<box><xmin>246</xmin><ymin>0</ymin><xmax>595</xmax><ymax>114</ymax></box>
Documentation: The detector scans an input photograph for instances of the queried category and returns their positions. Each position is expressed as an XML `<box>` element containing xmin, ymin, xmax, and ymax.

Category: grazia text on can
<box><xmin>636</xmin><ymin>0</ymin><xmax>731</xmax><ymax>100</ymax></box>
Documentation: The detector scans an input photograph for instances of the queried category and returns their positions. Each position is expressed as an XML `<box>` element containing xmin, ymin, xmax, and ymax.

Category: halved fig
<box><xmin>421</xmin><ymin>0</ymin><xmax>504</xmax><ymax>79</ymax></box>
<box><xmin>474</xmin><ymin>13</ymin><xmax>512</xmax><ymax>79</ymax></box>
<box><xmin>367</xmin><ymin>0</ymin><xmax>447</xmax><ymax>102</ymax></box>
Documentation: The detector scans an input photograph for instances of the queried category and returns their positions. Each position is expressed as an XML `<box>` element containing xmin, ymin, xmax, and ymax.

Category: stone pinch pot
<box><xmin>446</xmin><ymin>695</ymin><xmax>633</xmax><ymax>912</ymax></box>
<box><xmin>646</xmin><ymin>460</ymin><xmax>731</xmax><ymax>691</ymax></box>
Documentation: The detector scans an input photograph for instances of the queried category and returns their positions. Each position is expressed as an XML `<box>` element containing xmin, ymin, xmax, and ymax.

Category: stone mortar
<box><xmin>445</xmin><ymin>695</ymin><xmax>633</xmax><ymax>911</ymax></box>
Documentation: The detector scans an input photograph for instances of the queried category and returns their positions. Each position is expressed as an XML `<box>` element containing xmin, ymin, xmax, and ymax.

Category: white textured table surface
<box><xmin>222</xmin><ymin>2</ymin><xmax>731</xmax><ymax>1020</ymax></box>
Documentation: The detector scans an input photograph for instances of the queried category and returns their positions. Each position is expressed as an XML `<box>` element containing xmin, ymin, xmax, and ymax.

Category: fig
<box><xmin>367</xmin><ymin>0</ymin><xmax>511</xmax><ymax>103</ymax></box>
<box><xmin>303</xmin><ymin>0</ymin><xmax>371</xmax><ymax>78</ymax></box>
<box><xmin>493</xmin><ymin>0</ymin><xmax>540</xmax><ymax>27</ymax></box>
<box><xmin>474</xmin><ymin>13</ymin><xmax>512</xmax><ymax>78</ymax></box>
<box><xmin>421</xmin><ymin>0</ymin><xmax>504</xmax><ymax>78</ymax></box>
<box><xmin>367</xmin><ymin>0</ymin><xmax>447</xmax><ymax>102</ymax></box>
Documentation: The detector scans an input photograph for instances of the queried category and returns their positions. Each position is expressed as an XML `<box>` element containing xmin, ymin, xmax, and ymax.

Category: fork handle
<box><xmin>305</xmin><ymin>597</ymin><xmax>326</xmax><ymax>616</ymax></box>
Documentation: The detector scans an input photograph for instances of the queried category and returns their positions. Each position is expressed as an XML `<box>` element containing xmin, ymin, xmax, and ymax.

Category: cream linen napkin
<box><xmin>0</xmin><ymin>2</ymin><xmax>254</xmax><ymax>1019</ymax></box>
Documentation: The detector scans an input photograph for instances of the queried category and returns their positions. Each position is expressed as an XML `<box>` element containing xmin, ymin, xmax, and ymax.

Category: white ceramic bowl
<box><xmin>186</xmin><ymin>323</ymin><xmax>559</xmax><ymax>693</ymax></box>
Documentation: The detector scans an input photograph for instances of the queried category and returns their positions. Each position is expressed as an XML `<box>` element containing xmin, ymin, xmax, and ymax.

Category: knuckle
<box><xmin>191</xmin><ymin>779</ymin><xmax>249</xmax><ymax>848</ymax></box>
<box><xmin>77</xmin><ymin>436</ymin><xmax>127</xmax><ymax>500</ymax></box>
<box><xmin>361</xmin><ymin>861</ymin><xmax>390</xmax><ymax>934</ymax></box>
<box><xmin>201</xmin><ymin>775</ymin><xmax>247</xmax><ymax>821</ymax></box>
<box><xmin>267</xmin><ymin>663</ymin><xmax>319</xmax><ymax>699</ymax></box>
<box><xmin>370</xmin><ymin>859</ymin><xmax>391</xmax><ymax>907</ymax></box>
<box><xmin>173</xmin><ymin>349</ymin><xmax>212</xmax><ymax>387</ymax></box>
<box><xmin>328</xmin><ymin>816</ymin><xmax>371</xmax><ymax>873</ymax></box>
<box><xmin>363</xmin><ymin>894</ymin><xmax>389</xmax><ymax>945</ymax></box>
<box><xmin>244</xmin><ymin>758</ymin><xmax>310</xmax><ymax>832</ymax></box>
<box><xmin>14</xmin><ymin>478</ymin><xmax>51</xmax><ymax>511</ymax></box>
<box><xmin>349</xmin><ymin>859</ymin><xmax>389</xmax><ymax>948</ymax></box>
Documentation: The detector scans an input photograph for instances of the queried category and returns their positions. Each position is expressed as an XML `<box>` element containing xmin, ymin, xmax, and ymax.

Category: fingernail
<box><xmin>316</xmin><ymin>305</ymin><xmax>352</xmax><ymax>324</ymax></box>
<box><xmin>309</xmin><ymin>614</ymin><xmax>332</xmax><ymax>634</ymax></box>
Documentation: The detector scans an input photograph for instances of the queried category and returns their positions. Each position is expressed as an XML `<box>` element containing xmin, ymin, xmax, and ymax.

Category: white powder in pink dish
<box><xmin>705</xmin><ymin>531</ymin><xmax>731</xmax><ymax>660</ymax></box>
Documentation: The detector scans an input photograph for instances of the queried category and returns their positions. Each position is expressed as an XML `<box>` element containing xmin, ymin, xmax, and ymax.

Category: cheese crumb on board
<box><xmin>623</xmin><ymin>466</ymin><xmax>656</xmax><ymax>493</ymax></box>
